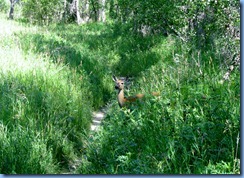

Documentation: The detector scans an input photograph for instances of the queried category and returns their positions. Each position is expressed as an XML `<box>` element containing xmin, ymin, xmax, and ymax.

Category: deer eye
<box><xmin>121</xmin><ymin>83</ymin><xmax>124</xmax><ymax>85</ymax></box>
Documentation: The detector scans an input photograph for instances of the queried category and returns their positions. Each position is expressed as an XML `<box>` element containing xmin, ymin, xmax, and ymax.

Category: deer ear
<box><xmin>112</xmin><ymin>75</ymin><xmax>117</xmax><ymax>82</ymax></box>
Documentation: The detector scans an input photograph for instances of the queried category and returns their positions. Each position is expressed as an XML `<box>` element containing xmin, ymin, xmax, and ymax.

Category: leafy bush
<box><xmin>21</xmin><ymin>0</ymin><xmax>65</xmax><ymax>24</ymax></box>
<box><xmin>0</xmin><ymin>0</ymin><xmax>9</xmax><ymax>13</ymax></box>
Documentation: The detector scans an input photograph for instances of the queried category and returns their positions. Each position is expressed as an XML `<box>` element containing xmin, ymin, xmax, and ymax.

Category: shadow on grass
<box><xmin>18</xmin><ymin>22</ymin><xmax>166</xmax><ymax>108</ymax></box>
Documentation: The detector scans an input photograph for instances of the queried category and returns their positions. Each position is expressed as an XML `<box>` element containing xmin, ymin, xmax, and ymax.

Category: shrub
<box><xmin>21</xmin><ymin>0</ymin><xmax>65</xmax><ymax>24</ymax></box>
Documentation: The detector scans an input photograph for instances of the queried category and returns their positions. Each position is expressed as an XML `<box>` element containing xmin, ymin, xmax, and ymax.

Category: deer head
<box><xmin>112</xmin><ymin>75</ymin><xmax>128</xmax><ymax>91</ymax></box>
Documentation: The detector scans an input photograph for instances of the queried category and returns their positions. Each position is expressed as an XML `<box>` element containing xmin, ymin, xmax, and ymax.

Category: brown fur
<box><xmin>112</xmin><ymin>75</ymin><xmax>159</xmax><ymax>107</ymax></box>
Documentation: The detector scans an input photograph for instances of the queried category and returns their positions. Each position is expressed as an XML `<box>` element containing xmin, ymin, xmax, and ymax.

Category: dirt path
<box><xmin>90</xmin><ymin>103</ymin><xmax>112</xmax><ymax>132</ymax></box>
<box><xmin>62</xmin><ymin>108</ymin><xmax>107</xmax><ymax>174</ymax></box>
<box><xmin>90</xmin><ymin>110</ymin><xmax>106</xmax><ymax>131</ymax></box>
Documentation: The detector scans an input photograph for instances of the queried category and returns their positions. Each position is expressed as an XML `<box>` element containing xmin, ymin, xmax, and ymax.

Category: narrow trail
<box><xmin>62</xmin><ymin>106</ymin><xmax>108</xmax><ymax>174</ymax></box>
<box><xmin>89</xmin><ymin>102</ymin><xmax>112</xmax><ymax>132</ymax></box>
<box><xmin>90</xmin><ymin>110</ymin><xmax>106</xmax><ymax>131</ymax></box>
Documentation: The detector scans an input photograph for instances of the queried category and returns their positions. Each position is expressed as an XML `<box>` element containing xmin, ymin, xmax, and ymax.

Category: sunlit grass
<box><xmin>0</xmin><ymin>10</ymin><xmax>240</xmax><ymax>174</ymax></box>
<box><xmin>77</xmin><ymin>38</ymin><xmax>240</xmax><ymax>174</ymax></box>
<box><xmin>0</xmin><ymin>13</ymin><xmax>93</xmax><ymax>174</ymax></box>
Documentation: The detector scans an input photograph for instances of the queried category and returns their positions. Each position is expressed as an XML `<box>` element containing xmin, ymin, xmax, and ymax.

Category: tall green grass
<box><xmin>0</xmin><ymin>14</ymin><xmax>93</xmax><ymax>173</ymax></box>
<box><xmin>0</xmin><ymin>12</ymin><xmax>169</xmax><ymax>173</ymax></box>
<box><xmin>16</xmin><ymin>22</ymin><xmax>167</xmax><ymax>108</ymax></box>
<box><xmin>77</xmin><ymin>39</ymin><xmax>240</xmax><ymax>174</ymax></box>
<box><xmin>0</xmin><ymin>12</ymin><xmax>240</xmax><ymax>174</ymax></box>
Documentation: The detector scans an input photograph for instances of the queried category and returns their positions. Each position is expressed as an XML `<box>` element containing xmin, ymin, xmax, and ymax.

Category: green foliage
<box><xmin>108</xmin><ymin>0</ymin><xmax>240</xmax><ymax>66</ymax></box>
<box><xmin>0</xmin><ymin>125</ymin><xmax>58</xmax><ymax>174</ymax></box>
<box><xmin>0</xmin><ymin>57</ymin><xmax>92</xmax><ymax>173</ymax></box>
<box><xmin>0</xmin><ymin>0</ymin><xmax>240</xmax><ymax>174</ymax></box>
<box><xmin>178</xmin><ymin>0</ymin><xmax>240</xmax><ymax>62</ymax></box>
<box><xmin>78</xmin><ymin>41</ymin><xmax>240</xmax><ymax>174</ymax></box>
<box><xmin>0</xmin><ymin>15</ymin><xmax>93</xmax><ymax>173</ymax></box>
<box><xmin>21</xmin><ymin>0</ymin><xmax>66</xmax><ymax>24</ymax></box>
<box><xmin>0</xmin><ymin>0</ymin><xmax>9</xmax><ymax>13</ymax></box>
<box><xmin>17</xmin><ymin>21</ymin><xmax>168</xmax><ymax>108</ymax></box>
<box><xmin>109</xmin><ymin>0</ymin><xmax>181</xmax><ymax>34</ymax></box>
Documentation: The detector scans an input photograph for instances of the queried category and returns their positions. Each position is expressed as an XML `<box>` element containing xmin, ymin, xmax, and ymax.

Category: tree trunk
<box><xmin>70</xmin><ymin>0</ymin><xmax>82</xmax><ymax>24</ymax></box>
<box><xmin>98</xmin><ymin>0</ymin><xmax>106</xmax><ymax>22</ymax></box>
<box><xmin>63</xmin><ymin>0</ymin><xmax>67</xmax><ymax>20</ymax></box>
<box><xmin>9</xmin><ymin>0</ymin><xmax>15</xmax><ymax>19</ymax></box>
<box><xmin>70</xmin><ymin>0</ymin><xmax>90</xmax><ymax>24</ymax></box>
<box><xmin>75</xmin><ymin>0</ymin><xmax>82</xmax><ymax>24</ymax></box>
<box><xmin>90</xmin><ymin>0</ymin><xmax>98</xmax><ymax>21</ymax></box>
<box><xmin>81</xmin><ymin>0</ymin><xmax>90</xmax><ymax>23</ymax></box>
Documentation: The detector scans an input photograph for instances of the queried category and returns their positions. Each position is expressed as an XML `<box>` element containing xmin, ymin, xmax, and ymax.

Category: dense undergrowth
<box><xmin>78</xmin><ymin>46</ymin><xmax>240</xmax><ymax>174</ymax></box>
<box><xmin>0</xmin><ymin>10</ymin><xmax>240</xmax><ymax>174</ymax></box>
<box><xmin>0</xmin><ymin>14</ymin><xmax>92</xmax><ymax>173</ymax></box>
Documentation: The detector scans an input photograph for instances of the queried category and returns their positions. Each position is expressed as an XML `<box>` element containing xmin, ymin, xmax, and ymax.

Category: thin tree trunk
<box><xmin>9</xmin><ymin>0</ymin><xmax>15</xmax><ymax>19</ymax></box>
<box><xmin>98</xmin><ymin>0</ymin><xmax>106</xmax><ymax>22</ymax></box>
<box><xmin>63</xmin><ymin>0</ymin><xmax>67</xmax><ymax>20</ymax></box>
<box><xmin>70</xmin><ymin>0</ymin><xmax>82</xmax><ymax>24</ymax></box>
<box><xmin>75</xmin><ymin>0</ymin><xmax>82</xmax><ymax>24</ymax></box>
<box><xmin>81</xmin><ymin>0</ymin><xmax>89</xmax><ymax>23</ymax></box>
<box><xmin>90</xmin><ymin>0</ymin><xmax>98</xmax><ymax>21</ymax></box>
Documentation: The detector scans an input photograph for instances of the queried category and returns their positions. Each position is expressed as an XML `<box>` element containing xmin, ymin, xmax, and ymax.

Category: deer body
<box><xmin>117</xmin><ymin>88</ymin><xmax>144</xmax><ymax>107</ymax></box>
<box><xmin>112</xmin><ymin>75</ymin><xmax>159</xmax><ymax>107</ymax></box>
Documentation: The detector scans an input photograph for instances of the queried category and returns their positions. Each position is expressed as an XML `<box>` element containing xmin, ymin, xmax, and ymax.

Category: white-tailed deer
<box><xmin>112</xmin><ymin>75</ymin><xmax>160</xmax><ymax>108</ymax></box>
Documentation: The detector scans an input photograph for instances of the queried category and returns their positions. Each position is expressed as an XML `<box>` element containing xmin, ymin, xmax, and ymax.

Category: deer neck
<box><xmin>117</xmin><ymin>89</ymin><xmax>126</xmax><ymax>107</ymax></box>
